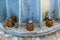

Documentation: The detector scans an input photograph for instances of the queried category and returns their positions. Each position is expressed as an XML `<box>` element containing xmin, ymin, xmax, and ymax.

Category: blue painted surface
<box><xmin>50</xmin><ymin>0</ymin><xmax>54</xmax><ymax>17</ymax></box>
<box><xmin>0</xmin><ymin>0</ymin><xmax>7</xmax><ymax>22</ymax></box>
<box><xmin>22</xmin><ymin>0</ymin><xmax>40</xmax><ymax>23</ymax></box>
<box><xmin>0</xmin><ymin>0</ymin><xmax>59</xmax><ymax>23</ymax></box>
<box><xmin>7</xmin><ymin>0</ymin><xmax>41</xmax><ymax>23</ymax></box>
<box><xmin>0</xmin><ymin>0</ymin><xmax>60</xmax><ymax>37</ymax></box>
<box><xmin>59</xmin><ymin>0</ymin><xmax>60</xmax><ymax>18</ymax></box>
<box><xmin>54</xmin><ymin>0</ymin><xmax>59</xmax><ymax>19</ymax></box>
<box><xmin>7</xmin><ymin>0</ymin><xmax>19</xmax><ymax>20</ymax></box>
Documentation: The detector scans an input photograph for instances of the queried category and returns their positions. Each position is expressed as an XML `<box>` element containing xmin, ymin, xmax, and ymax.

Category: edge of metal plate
<box><xmin>0</xmin><ymin>23</ymin><xmax>60</xmax><ymax>37</ymax></box>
